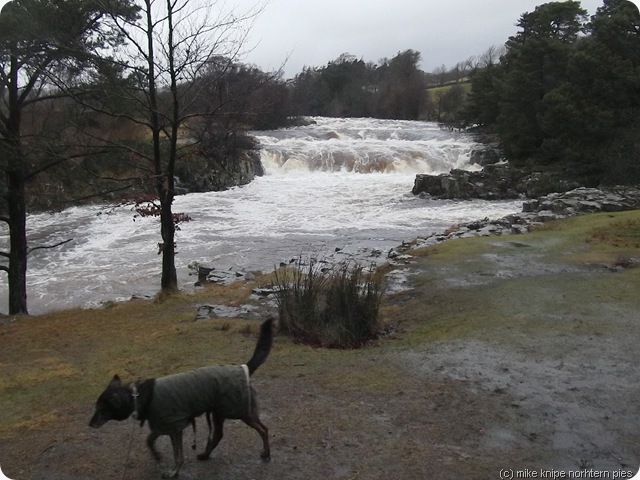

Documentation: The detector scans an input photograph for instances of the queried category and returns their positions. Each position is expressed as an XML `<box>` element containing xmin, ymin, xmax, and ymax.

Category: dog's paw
<box><xmin>260</xmin><ymin>451</ymin><xmax>271</xmax><ymax>462</ymax></box>
<box><xmin>162</xmin><ymin>469</ymin><xmax>180</xmax><ymax>478</ymax></box>
<box><xmin>196</xmin><ymin>452</ymin><xmax>210</xmax><ymax>461</ymax></box>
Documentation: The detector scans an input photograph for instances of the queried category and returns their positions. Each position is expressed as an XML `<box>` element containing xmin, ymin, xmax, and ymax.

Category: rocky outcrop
<box><xmin>404</xmin><ymin>186</ymin><xmax>640</xmax><ymax>248</ymax></box>
<box><xmin>176</xmin><ymin>149</ymin><xmax>264</xmax><ymax>194</ymax></box>
<box><xmin>412</xmin><ymin>163</ymin><xmax>588</xmax><ymax>200</ymax></box>
<box><xmin>412</xmin><ymin>164</ymin><xmax>524</xmax><ymax>200</ymax></box>
<box><xmin>521</xmin><ymin>187</ymin><xmax>640</xmax><ymax>217</ymax></box>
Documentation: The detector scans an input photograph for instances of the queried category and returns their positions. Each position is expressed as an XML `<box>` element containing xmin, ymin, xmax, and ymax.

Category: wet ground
<box><xmin>1</xmin><ymin>213</ymin><xmax>639</xmax><ymax>479</ymax></box>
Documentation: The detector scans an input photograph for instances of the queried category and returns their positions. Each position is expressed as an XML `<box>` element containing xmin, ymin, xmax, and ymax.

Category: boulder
<box><xmin>188</xmin><ymin>261</ymin><xmax>255</xmax><ymax>286</ymax></box>
<box><xmin>469</xmin><ymin>146</ymin><xmax>503</xmax><ymax>167</ymax></box>
<box><xmin>412</xmin><ymin>164</ymin><xmax>523</xmax><ymax>200</ymax></box>
<box><xmin>197</xmin><ymin>304</ymin><xmax>259</xmax><ymax>319</ymax></box>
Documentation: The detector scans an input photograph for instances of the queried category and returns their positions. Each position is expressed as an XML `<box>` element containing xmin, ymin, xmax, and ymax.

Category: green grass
<box><xmin>426</xmin><ymin>81</ymin><xmax>472</xmax><ymax>96</ymax></box>
<box><xmin>385</xmin><ymin>210</ymin><xmax>640</xmax><ymax>344</ymax></box>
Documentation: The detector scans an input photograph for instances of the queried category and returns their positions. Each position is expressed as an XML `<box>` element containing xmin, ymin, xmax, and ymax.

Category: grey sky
<box><xmin>1</xmin><ymin>0</ymin><xmax>637</xmax><ymax>79</ymax></box>
<box><xmin>242</xmin><ymin>0</ymin><xmax>634</xmax><ymax>78</ymax></box>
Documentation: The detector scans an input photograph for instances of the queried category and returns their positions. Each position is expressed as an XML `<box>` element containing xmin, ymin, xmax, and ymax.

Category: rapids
<box><xmin>0</xmin><ymin>117</ymin><xmax>522</xmax><ymax>314</ymax></box>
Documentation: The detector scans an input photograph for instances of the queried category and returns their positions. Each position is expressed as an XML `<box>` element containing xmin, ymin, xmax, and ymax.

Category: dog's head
<box><xmin>89</xmin><ymin>375</ymin><xmax>135</xmax><ymax>428</ymax></box>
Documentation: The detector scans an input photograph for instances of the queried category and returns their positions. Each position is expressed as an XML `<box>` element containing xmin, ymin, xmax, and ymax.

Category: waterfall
<box><xmin>0</xmin><ymin>117</ymin><xmax>521</xmax><ymax>315</ymax></box>
<box><xmin>254</xmin><ymin>117</ymin><xmax>480</xmax><ymax>174</ymax></box>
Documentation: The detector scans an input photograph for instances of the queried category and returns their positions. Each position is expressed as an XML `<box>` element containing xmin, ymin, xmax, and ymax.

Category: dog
<box><xmin>89</xmin><ymin>317</ymin><xmax>274</xmax><ymax>478</ymax></box>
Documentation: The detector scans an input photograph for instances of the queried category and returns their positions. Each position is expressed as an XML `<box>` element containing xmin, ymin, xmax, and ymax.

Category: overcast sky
<box><xmin>242</xmin><ymin>0</ymin><xmax>635</xmax><ymax>78</ymax></box>
<box><xmin>1</xmin><ymin>0</ymin><xmax>638</xmax><ymax>79</ymax></box>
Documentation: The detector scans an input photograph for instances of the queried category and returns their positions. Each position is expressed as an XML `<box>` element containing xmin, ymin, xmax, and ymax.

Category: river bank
<box><xmin>1</xmin><ymin>209</ymin><xmax>639</xmax><ymax>479</ymax></box>
<box><xmin>2</xmin><ymin>117</ymin><xmax>522</xmax><ymax>316</ymax></box>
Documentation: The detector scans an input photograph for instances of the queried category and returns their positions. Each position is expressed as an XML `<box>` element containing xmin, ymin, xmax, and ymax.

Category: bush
<box><xmin>273</xmin><ymin>258</ymin><xmax>385</xmax><ymax>348</ymax></box>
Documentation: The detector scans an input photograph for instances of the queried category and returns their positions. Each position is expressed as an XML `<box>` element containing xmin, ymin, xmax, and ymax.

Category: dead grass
<box><xmin>0</xmin><ymin>285</ymin><xmax>271</xmax><ymax>439</ymax></box>
<box><xmin>587</xmin><ymin>216</ymin><xmax>640</xmax><ymax>248</ymax></box>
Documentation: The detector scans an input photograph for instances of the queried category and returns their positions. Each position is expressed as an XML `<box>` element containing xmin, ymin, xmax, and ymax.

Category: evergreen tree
<box><xmin>464</xmin><ymin>0</ymin><xmax>640</xmax><ymax>185</ymax></box>
<box><xmin>577</xmin><ymin>0</ymin><xmax>640</xmax><ymax>182</ymax></box>
<box><xmin>497</xmin><ymin>1</ymin><xmax>588</xmax><ymax>163</ymax></box>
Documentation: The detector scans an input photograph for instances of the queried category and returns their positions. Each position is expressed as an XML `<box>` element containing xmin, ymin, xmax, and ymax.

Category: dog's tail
<box><xmin>246</xmin><ymin>317</ymin><xmax>275</xmax><ymax>376</ymax></box>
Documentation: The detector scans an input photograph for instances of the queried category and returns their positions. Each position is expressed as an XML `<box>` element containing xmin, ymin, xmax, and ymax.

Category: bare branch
<box><xmin>27</xmin><ymin>238</ymin><xmax>73</xmax><ymax>255</ymax></box>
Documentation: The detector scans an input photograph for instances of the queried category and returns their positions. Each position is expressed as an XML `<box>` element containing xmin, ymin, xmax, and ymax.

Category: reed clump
<box><xmin>273</xmin><ymin>257</ymin><xmax>385</xmax><ymax>348</ymax></box>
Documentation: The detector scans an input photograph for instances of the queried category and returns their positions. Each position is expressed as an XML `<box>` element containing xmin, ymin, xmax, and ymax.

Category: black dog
<box><xmin>89</xmin><ymin>317</ymin><xmax>274</xmax><ymax>478</ymax></box>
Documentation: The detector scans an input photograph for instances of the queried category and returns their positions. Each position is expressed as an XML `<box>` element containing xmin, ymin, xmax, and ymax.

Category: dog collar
<box><xmin>131</xmin><ymin>383</ymin><xmax>140</xmax><ymax>420</ymax></box>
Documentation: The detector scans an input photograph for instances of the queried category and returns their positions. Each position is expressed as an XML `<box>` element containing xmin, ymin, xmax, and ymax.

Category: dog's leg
<box><xmin>197</xmin><ymin>414</ymin><xmax>224</xmax><ymax>461</ymax></box>
<box><xmin>163</xmin><ymin>431</ymin><xmax>184</xmax><ymax>479</ymax></box>
<box><xmin>205</xmin><ymin>411</ymin><xmax>212</xmax><ymax>436</ymax></box>
<box><xmin>242</xmin><ymin>413</ymin><xmax>270</xmax><ymax>461</ymax></box>
<box><xmin>146</xmin><ymin>431</ymin><xmax>162</xmax><ymax>462</ymax></box>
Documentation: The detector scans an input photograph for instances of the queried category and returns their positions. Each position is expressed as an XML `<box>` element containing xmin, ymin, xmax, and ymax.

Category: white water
<box><xmin>0</xmin><ymin>117</ymin><xmax>522</xmax><ymax>315</ymax></box>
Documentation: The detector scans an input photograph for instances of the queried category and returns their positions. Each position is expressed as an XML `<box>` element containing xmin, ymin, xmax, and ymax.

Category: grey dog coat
<box><xmin>146</xmin><ymin>365</ymin><xmax>251</xmax><ymax>434</ymax></box>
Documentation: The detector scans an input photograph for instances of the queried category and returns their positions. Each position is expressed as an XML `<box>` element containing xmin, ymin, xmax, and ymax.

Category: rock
<box><xmin>516</xmin><ymin>172</ymin><xmax>583</xmax><ymax>199</ymax></box>
<box><xmin>407</xmin><ymin>186</ymin><xmax>640</xmax><ymax>249</ymax></box>
<box><xmin>412</xmin><ymin>164</ymin><xmax>524</xmax><ymax>200</ymax></box>
<box><xmin>189</xmin><ymin>261</ymin><xmax>257</xmax><ymax>285</ymax></box>
<box><xmin>412</xmin><ymin>162</ymin><xmax>600</xmax><ymax>200</ymax></box>
<box><xmin>197</xmin><ymin>304</ymin><xmax>259</xmax><ymax>320</ymax></box>
<box><xmin>469</xmin><ymin>147</ymin><xmax>503</xmax><ymax>167</ymax></box>
<box><xmin>251</xmin><ymin>286</ymin><xmax>281</xmax><ymax>297</ymax></box>
<box><xmin>177</xmin><ymin>147</ymin><xmax>264</xmax><ymax>194</ymax></box>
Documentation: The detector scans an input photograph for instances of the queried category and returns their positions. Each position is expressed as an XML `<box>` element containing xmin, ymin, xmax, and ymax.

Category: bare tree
<box><xmin>477</xmin><ymin>45</ymin><xmax>506</xmax><ymax>69</ymax></box>
<box><xmin>89</xmin><ymin>0</ymin><xmax>265</xmax><ymax>293</ymax></box>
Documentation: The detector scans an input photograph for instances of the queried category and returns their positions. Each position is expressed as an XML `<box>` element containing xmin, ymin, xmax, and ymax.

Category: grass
<box><xmin>426</xmin><ymin>81</ymin><xmax>472</xmax><ymax>96</ymax></box>
<box><xmin>0</xmin><ymin>286</ymin><xmax>268</xmax><ymax>438</ymax></box>
<box><xmin>1</xmin><ymin>210</ymin><xmax>639</xmax><ymax>441</ymax></box>
<box><xmin>0</xmin><ymin>277</ymin><xmax>391</xmax><ymax>438</ymax></box>
<box><xmin>586</xmin><ymin>215</ymin><xmax>640</xmax><ymax>248</ymax></box>
<box><xmin>272</xmin><ymin>258</ymin><xmax>385</xmax><ymax>348</ymax></box>
<box><xmin>387</xmin><ymin>210</ymin><xmax>640</xmax><ymax>344</ymax></box>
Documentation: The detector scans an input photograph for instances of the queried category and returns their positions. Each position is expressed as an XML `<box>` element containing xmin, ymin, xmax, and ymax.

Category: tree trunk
<box><xmin>7</xmin><ymin>170</ymin><xmax>28</xmax><ymax>315</ymax></box>
<box><xmin>5</xmin><ymin>51</ymin><xmax>29</xmax><ymax>315</ymax></box>
<box><xmin>159</xmin><ymin>181</ymin><xmax>177</xmax><ymax>291</ymax></box>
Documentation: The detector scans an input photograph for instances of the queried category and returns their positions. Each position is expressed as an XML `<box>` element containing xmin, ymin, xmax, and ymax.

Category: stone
<box><xmin>197</xmin><ymin>304</ymin><xmax>259</xmax><ymax>319</ymax></box>
<box><xmin>412</xmin><ymin>162</ymin><xmax>604</xmax><ymax>201</ymax></box>
<box><xmin>406</xmin><ymin>186</ymin><xmax>640</xmax><ymax>249</ymax></box>
<box><xmin>412</xmin><ymin>164</ymin><xmax>524</xmax><ymax>200</ymax></box>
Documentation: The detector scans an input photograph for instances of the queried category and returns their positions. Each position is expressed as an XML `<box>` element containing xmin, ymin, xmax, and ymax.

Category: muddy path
<box><xmin>1</xmin><ymin>212</ymin><xmax>640</xmax><ymax>479</ymax></box>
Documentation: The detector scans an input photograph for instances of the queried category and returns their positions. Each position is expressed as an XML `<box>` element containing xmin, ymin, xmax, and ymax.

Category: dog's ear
<box><xmin>109</xmin><ymin>374</ymin><xmax>122</xmax><ymax>387</ymax></box>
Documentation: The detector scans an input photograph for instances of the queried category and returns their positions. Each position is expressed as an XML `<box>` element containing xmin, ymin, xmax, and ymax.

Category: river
<box><xmin>0</xmin><ymin>117</ymin><xmax>523</xmax><ymax>315</ymax></box>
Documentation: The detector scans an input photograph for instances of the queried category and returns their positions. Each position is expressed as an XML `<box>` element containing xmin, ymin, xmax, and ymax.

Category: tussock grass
<box><xmin>273</xmin><ymin>258</ymin><xmax>385</xmax><ymax>348</ymax></box>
